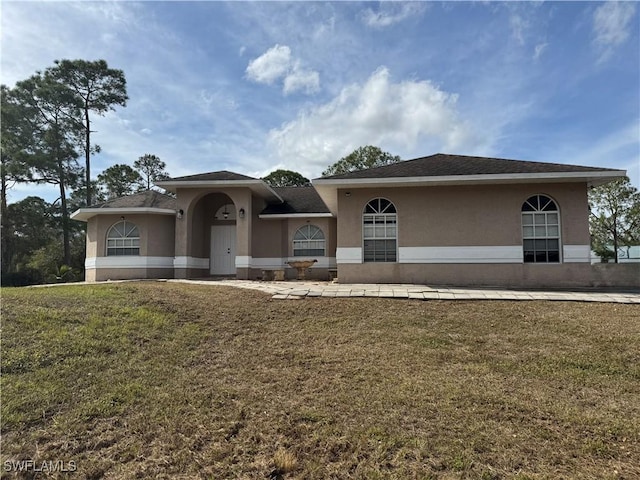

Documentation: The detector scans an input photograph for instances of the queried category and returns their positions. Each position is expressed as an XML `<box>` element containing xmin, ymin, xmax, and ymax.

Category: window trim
<box><xmin>362</xmin><ymin>197</ymin><xmax>398</xmax><ymax>263</ymax></box>
<box><xmin>521</xmin><ymin>194</ymin><xmax>562</xmax><ymax>264</ymax></box>
<box><xmin>292</xmin><ymin>224</ymin><xmax>326</xmax><ymax>257</ymax></box>
<box><xmin>106</xmin><ymin>220</ymin><xmax>140</xmax><ymax>256</ymax></box>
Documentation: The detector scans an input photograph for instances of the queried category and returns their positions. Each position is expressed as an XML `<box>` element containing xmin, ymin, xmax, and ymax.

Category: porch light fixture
<box><xmin>177</xmin><ymin>209</ymin><xmax>184</xmax><ymax>219</ymax></box>
<box><xmin>345</xmin><ymin>191</ymin><xmax>351</xmax><ymax>197</ymax></box>
<box><xmin>222</xmin><ymin>205</ymin><xmax>230</xmax><ymax>219</ymax></box>
<box><xmin>239</xmin><ymin>208</ymin><xmax>245</xmax><ymax>219</ymax></box>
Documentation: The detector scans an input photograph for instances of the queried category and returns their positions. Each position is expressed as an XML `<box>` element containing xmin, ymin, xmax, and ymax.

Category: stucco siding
<box><xmin>174</xmin><ymin>187</ymin><xmax>255</xmax><ymax>258</ymax></box>
<box><xmin>338</xmin><ymin>263</ymin><xmax>594</xmax><ymax>288</ymax></box>
<box><xmin>334</xmin><ymin>182</ymin><xmax>594</xmax><ymax>287</ymax></box>
<box><xmin>86</xmin><ymin>218</ymin><xmax>98</xmax><ymax>258</ymax></box>
<box><xmin>337</xmin><ymin>183</ymin><xmax>590</xmax><ymax>250</ymax></box>
<box><xmin>146</xmin><ymin>216</ymin><xmax>176</xmax><ymax>257</ymax></box>
<box><xmin>84</xmin><ymin>213</ymin><xmax>176</xmax><ymax>282</ymax></box>
<box><xmin>286</xmin><ymin>217</ymin><xmax>336</xmax><ymax>257</ymax></box>
<box><xmin>92</xmin><ymin>268</ymin><xmax>174</xmax><ymax>282</ymax></box>
<box><xmin>86</xmin><ymin>213</ymin><xmax>175</xmax><ymax>257</ymax></box>
<box><xmin>249</xmin><ymin>216</ymin><xmax>337</xmax><ymax>277</ymax></box>
<box><xmin>252</xmin><ymin>218</ymin><xmax>285</xmax><ymax>258</ymax></box>
<box><xmin>591</xmin><ymin>263</ymin><xmax>640</xmax><ymax>289</ymax></box>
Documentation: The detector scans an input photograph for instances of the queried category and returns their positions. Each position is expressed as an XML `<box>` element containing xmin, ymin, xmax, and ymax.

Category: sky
<box><xmin>2</xmin><ymin>1</ymin><xmax>639</xmax><ymax>203</ymax></box>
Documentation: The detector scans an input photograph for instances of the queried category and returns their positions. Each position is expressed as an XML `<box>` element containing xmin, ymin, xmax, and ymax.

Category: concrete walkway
<box><xmin>168</xmin><ymin>279</ymin><xmax>640</xmax><ymax>304</ymax></box>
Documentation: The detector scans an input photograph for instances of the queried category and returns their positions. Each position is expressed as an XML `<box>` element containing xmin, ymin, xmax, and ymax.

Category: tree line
<box><xmin>1</xmin><ymin>60</ymin><xmax>170</xmax><ymax>285</ymax></box>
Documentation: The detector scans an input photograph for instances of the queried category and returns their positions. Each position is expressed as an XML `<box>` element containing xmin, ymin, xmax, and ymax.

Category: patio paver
<box><xmin>191</xmin><ymin>280</ymin><xmax>640</xmax><ymax>304</ymax></box>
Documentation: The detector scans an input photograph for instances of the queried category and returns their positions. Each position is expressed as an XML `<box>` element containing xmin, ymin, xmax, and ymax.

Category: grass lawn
<box><xmin>2</xmin><ymin>282</ymin><xmax>639</xmax><ymax>479</ymax></box>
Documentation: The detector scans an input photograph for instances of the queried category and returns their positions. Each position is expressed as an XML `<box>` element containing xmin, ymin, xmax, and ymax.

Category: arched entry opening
<box><xmin>210</xmin><ymin>203</ymin><xmax>237</xmax><ymax>275</ymax></box>
<box><xmin>190</xmin><ymin>193</ymin><xmax>237</xmax><ymax>276</ymax></box>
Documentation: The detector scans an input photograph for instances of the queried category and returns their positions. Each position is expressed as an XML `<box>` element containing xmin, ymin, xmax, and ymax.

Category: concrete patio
<box><xmin>167</xmin><ymin>279</ymin><xmax>640</xmax><ymax>304</ymax></box>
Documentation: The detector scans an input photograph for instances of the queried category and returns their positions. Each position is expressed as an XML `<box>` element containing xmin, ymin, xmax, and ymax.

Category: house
<box><xmin>72</xmin><ymin>153</ymin><xmax>637</xmax><ymax>288</ymax></box>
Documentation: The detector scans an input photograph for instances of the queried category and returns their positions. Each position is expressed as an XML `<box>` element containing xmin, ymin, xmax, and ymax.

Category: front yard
<box><xmin>2</xmin><ymin>282</ymin><xmax>638</xmax><ymax>479</ymax></box>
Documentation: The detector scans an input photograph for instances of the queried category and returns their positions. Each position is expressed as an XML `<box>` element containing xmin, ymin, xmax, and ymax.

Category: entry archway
<box><xmin>210</xmin><ymin>203</ymin><xmax>237</xmax><ymax>275</ymax></box>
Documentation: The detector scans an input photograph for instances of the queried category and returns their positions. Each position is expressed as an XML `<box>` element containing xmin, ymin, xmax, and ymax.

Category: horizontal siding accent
<box><xmin>239</xmin><ymin>257</ymin><xmax>337</xmax><ymax>269</ymax></box>
<box><xmin>235</xmin><ymin>256</ymin><xmax>252</xmax><ymax>268</ymax></box>
<box><xmin>563</xmin><ymin>245</ymin><xmax>591</xmax><ymax>263</ymax></box>
<box><xmin>336</xmin><ymin>247</ymin><xmax>363</xmax><ymax>264</ymax></box>
<box><xmin>173</xmin><ymin>256</ymin><xmax>209</xmax><ymax>269</ymax></box>
<box><xmin>243</xmin><ymin>257</ymin><xmax>276</xmax><ymax>269</ymax></box>
<box><xmin>399</xmin><ymin>246</ymin><xmax>523</xmax><ymax>264</ymax></box>
<box><xmin>86</xmin><ymin>256</ymin><xmax>174</xmax><ymax>269</ymax></box>
<box><xmin>288</xmin><ymin>257</ymin><xmax>336</xmax><ymax>269</ymax></box>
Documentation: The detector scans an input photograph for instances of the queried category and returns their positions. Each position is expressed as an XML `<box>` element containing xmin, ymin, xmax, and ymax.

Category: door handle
<box><xmin>227</xmin><ymin>248</ymin><xmax>231</xmax><ymax>254</ymax></box>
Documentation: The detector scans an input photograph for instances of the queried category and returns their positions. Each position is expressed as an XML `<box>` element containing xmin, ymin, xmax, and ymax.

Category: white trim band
<box><xmin>236</xmin><ymin>257</ymin><xmax>337</xmax><ymax>269</ymax></box>
<box><xmin>399</xmin><ymin>246</ymin><xmax>523</xmax><ymax>264</ymax></box>
<box><xmin>85</xmin><ymin>256</ymin><xmax>174</xmax><ymax>269</ymax></box>
<box><xmin>313</xmin><ymin>170</ymin><xmax>626</xmax><ymax>188</ymax></box>
<box><xmin>562</xmin><ymin>245</ymin><xmax>591</xmax><ymax>263</ymax></box>
<box><xmin>288</xmin><ymin>257</ymin><xmax>336</xmax><ymax>269</ymax></box>
<box><xmin>71</xmin><ymin>207</ymin><xmax>176</xmax><ymax>222</ymax></box>
<box><xmin>235</xmin><ymin>256</ymin><xmax>252</xmax><ymax>268</ymax></box>
<box><xmin>173</xmin><ymin>256</ymin><xmax>210</xmax><ymax>269</ymax></box>
<box><xmin>258</xmin><ymin>213</ymin><xmax>334</xmax><ymax>219</ymax></box>
<box><xmin>336</xmin><ymin>247</ymin><xmax>363</xmax><ymax>264</ymax></box>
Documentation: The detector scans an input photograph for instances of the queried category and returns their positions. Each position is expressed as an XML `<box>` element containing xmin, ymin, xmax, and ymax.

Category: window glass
<box><xmin>293</xmin><ymin>225</ymin><xmax>325</xmax><ymax>257</ymax></box>
<box><xmin>521</xmin><ymin>195</ymin><xmax>560</xmax><ymax>264</ymax></box>
<box><xmin>106</xmin><ymin>220</ymin><xmax>140</xmax><ymax>256</ymax></box>
<box><xmin>363</xmin><ymin>199</ymin><xmax>397</xmax><ymax>262</ymax></box>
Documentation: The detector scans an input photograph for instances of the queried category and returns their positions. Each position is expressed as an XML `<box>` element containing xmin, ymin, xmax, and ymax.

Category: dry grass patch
<box><xmin>2</xmin><ymin>282</ymin><xmax>639</xmax><ymax>479</ymax></box>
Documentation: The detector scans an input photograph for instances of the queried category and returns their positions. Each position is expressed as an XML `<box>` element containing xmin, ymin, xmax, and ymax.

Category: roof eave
<box><xmin>312</xmin><ymin>170</ymin><xmax>626</xmax><ymax>215</ymax></box>
<box><xmin>258</xmin><ymin>213</ymin><xmax>334</xmax><ymax>219</ymax></box>
<box><xmin>313</xmin><ymin>170</ymin><xmax>625</xmax><ymax>186</ymax></box>
<box><xmin>71</xmin><ymin>207</ymin><xmax>177</xmax><ymax>222</ymax></box>
<box><xmin>155</xmin><ymin>179</ymin><xmax>283</xmax><ymax>202</ymax></box>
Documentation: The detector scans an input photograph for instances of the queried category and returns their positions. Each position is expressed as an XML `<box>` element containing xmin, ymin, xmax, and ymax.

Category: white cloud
<box><xmin>510</xmin><ymin>14</ymin><xmax>528</xmax><ymax>45</ymax></box>
<box><xmin>361</xmin><ymin>3</ymin><xmax>426</xmax><ymax>28</ymax></box>
<box><xmin>245</xmin><ymin>44</ymin><xmax>320</xmax><ymax>95</ymax></box>
<box><xmin>245</xmin><ymin>44</ymin><xmax>292</xmax><ymax>84</ymax></box>
<box><xmin>268</xmin><ymin>67</ymin><xmax>477</xmax><ymax>171</ymax></box>
<box><xmin>533</xmin><ymin>42</ymin><xmax>548</xmax><ymax>60</ymax></box>
<box><xmin>283</xmin><ymin>64</ymin><xmax>320</xmax><ymax>95</ymax></box>
<box><xmin>593</xmin><ymin>2</ymin><xmax>637</xmax><ymax>61</ymax></box>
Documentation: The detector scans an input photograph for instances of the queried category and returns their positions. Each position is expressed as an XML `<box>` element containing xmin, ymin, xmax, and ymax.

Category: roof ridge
<box><xmin>408</xmin><ymin>153</ymin><xmax>619</xmax><ymax>170</ymax></box>
<box><xmin>316</xmin><ymin>152</ymin><xmax>623</xmax><ymax>181</ymax></box>
<box><xmin>165</xmin><ymin>170</ymin><xmax>258</xmax><ymax>181</ymax></box>
<box><xmin>89</xmin><ymin>189</ymin><xmax>175</xmax><ymax>209</ymax></box>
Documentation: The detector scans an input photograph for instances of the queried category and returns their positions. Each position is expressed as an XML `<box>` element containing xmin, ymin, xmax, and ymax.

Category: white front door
<box><xmin>210</xmin><ymin>225</ymin><xmax>236</xmax><ymax>275</ymax></box>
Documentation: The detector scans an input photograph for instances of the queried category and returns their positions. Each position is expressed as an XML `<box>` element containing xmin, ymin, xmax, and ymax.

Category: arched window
<box><xmin>293</xmin><ymin>225</ymin><xmax>325</xmax><ymax>256</ymax></box>
<box><xmin>106</xmin><ymin>220</ymin><xmax>140</xmax><ymax>256</ymax></box>
<box><xmin>521</xmin><ymin>195</ymin><xmax>560</xmax><ymax>263</ymax></box>
<box><xmin>363</xmin><ymin>198</ymin><xmax>397</xmax><ymax>262</ymax></box>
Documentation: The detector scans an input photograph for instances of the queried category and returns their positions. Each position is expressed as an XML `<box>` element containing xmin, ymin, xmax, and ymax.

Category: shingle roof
<box><xmin>319</xmin><ymin>153</ymin><xmax>621</xmax><ymax>180</ymax></box>
<box><xmin>261</xmin><ymin>186</ymin><xmax>330</xmax><ymax>214</ymax></box>
<box><xmin>165</xmin><ymin>170</ymin><xmax>257</xmax><ymax>182</ymax></box>
<box><xmin>91</xmin><ymin>190</ymin><xmax>176</xmax><ymax>209</ymax></box>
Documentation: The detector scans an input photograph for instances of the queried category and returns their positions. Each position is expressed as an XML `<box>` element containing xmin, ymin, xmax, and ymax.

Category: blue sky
<box><xmin>2</xmin><ymin>1</ymin><xmax>639</xmax><ymax>203</ymax></box>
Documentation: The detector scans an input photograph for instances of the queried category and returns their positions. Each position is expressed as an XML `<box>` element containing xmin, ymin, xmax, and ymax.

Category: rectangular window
<box><xmin>107</xmin><ymin>237</ymin><xmax>140</xmax><ymax>256</ymax></box>
<box><xmin>363</xmin><ymin>214</ymin><xmax>397</xmax><ymax>262</ymax></box>
<box><xmin>522</xmin><ymin>195</ymin><xmax>560</xmax><ymax>263</ymax></box>
<box><xmin>293</xmin><ymin>239</ymin><xmax>325</xmax><ymax>257</ymax></box>
<box><xmin>364</xmin><ymin>239</ymin><xmax>397</xmax><ymax>262</ymax></box>
<box><xmin>522</xmin><ymin>218</ymin><xmax>560</xmax><ymax>264</ymax></box>
<box><xmin>293</xmin><ymin>225</ymin><xmax>325</xmax><ymax>257</ymax></box>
